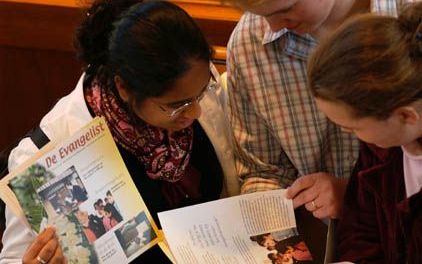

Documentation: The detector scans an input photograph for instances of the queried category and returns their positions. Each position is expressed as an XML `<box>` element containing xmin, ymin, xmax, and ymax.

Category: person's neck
<box><xmin>312</xmin><ymin>0</ymin><xmax>371</xmax><ymax>40</ymax></box>
<box><xmin>403</xmin><ymin>138</ymin><xmax>422</xmax><ymax>156</ymax></box>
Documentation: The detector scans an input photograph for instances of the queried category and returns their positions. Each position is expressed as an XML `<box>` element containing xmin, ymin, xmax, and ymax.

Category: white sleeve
<box><xmin>0</xmin><ymin>206</ymin><xmax>35</xmax><ymax>264</ymax></box>
<box><xmin>0</xmin><ymin>137</ymin><xmax>39</xmax><ymax>263</ymax></box>
<box><xmin>1</xmin><ymin>76</ymin><xmax>89</xmax><ymax>263</ymax></box>
<box><xmin>7</xmin><ymin>137</ymin><xmax>38</xmax><ymax>172</ymax></box>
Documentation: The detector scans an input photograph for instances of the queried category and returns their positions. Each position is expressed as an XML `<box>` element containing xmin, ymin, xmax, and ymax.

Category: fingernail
<box><xmin>47</xmin><ymin>226</ymin><xmax>56</xmax><ymax>234</ymax></box>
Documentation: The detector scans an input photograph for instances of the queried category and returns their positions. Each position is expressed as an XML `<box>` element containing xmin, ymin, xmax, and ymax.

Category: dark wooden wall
<box><xmin>0</xmin><ymin>0</ymin><xmax>241</xmax><ymax>150</ymax></box>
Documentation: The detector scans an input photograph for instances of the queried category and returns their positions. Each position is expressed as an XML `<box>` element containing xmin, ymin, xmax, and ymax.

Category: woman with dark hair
<box><xmin>0</xmin><ymin>0</ymin><xmax>239</xmax><ymax>263</ymax></box>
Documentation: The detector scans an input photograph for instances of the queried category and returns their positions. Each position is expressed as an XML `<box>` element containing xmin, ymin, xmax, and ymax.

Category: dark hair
<box><xmin>250</xmin><ymin>233</ymin><xmax>271</xmax><ymax>246</ymax></box>
<box><xmin>308</xmin><ymin>2</ymin><xmax>422</xmax><ymax>120</ymax></box>
<box><xmin>267</xmin><ymin>253</ymin><xmax>277</xmax><ymax>264</ymax></box>
<box><xmin>103</xmin><ymin>203</ymin><xmax>114</xmax><ymax>214</ymax></box>
<box><xmin>75</xmin><ymin>0</ymin><xmax>211</xmax><ymax>103</ymax></box>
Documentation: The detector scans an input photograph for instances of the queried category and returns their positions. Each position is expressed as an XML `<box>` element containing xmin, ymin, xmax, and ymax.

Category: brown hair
<box><xmin>308</xmin><ymin>2</ymin><xmax>422</xmax><ymax>120</ymax></box>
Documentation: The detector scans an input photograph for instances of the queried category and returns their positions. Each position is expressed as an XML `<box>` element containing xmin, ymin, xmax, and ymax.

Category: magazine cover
<box><xmin>158</xmin><ymin>189</ymin><xmax>314</xmax><ymax>264</ymax></box>
<box><xmin>0</xmin><ymin>117</ymin><xmax>161</xmax><ymax>263</ymax></box>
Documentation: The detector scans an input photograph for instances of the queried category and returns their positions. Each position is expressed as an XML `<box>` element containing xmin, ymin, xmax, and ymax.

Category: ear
<box><xmin>394</xmin><ymin>106</ymin><xmax>421</xmax><ymax>125</ymax></box>
<box><xmin>114</xmin><ymin>75</ymin><xmax>130</xmax><ymax>103</ymax></box>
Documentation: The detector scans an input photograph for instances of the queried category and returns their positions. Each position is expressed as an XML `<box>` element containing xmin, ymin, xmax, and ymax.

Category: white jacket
<box><xmin>0</xmin><ymin>74</ymin><xmax>240</xmax><ymax>263</ymax></box>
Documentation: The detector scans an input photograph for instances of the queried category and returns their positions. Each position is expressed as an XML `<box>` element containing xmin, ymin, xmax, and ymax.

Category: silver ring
<box><xmin>311</xmin><ymin>200</ymin><xmax>317</xmax><ymax>209</ymax></box>
<box><xmin>36</xmin><ymin>255</ymin><xmax>47</xmax><ymax>264</ymax></box>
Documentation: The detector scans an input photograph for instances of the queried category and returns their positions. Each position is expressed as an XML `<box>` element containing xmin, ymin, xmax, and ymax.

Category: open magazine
<box><xmin>158</xmin><ymin>189</ymin><xmax>315</xmax><ymax>264</ymax></box>
<box><xmin>0</xmin><ymin>117</ymin><xmax>161</xmax><ymax>263</ymax></box>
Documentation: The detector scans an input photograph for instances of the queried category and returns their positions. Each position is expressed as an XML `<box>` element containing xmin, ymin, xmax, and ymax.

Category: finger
<box><xmin>316</xmin><ymin>202</ymin><xmax>341</xmax><ymax>219</ymax></box>
<box><xmin>291</xmin><ymin>186</ymin><xmax>319</xmax><ymax>208</ymax></box>
<box><xmin>23</xmin><ymin>227</ymin><xmax>56</xmax><ymax>260</ymax></box>
<box><xmin>312</xmin><ymin>206</ymin><xmax>330</xmax><ymax>219</ymax></box>
<box><xmin>48</xmin><ymin>241</ymin><xmax>67</xmax><ymax>264</ymax></box>
<box><xmin>286</xmin><ymin>175</ymin><xmax>316</xmax><ymax>199</ymax></box>
<box><xmin>304</xmin><ymin>202</ymin><xmax>313</xmax><ymax>212</ymax></box>
<box><xmin>37</xmin><ymin>236</ymin><xmax>59</xmax><ymax>263</ymax></box>
<box><xmin>304</xmin><ymin>201</ymin><xmax>317</xmax><ymax>212</ymax></box>
<box><xmin>311</xmin><ymin>196</ymin><xmax>336</xmax><ymax>219</ymax></box>
<box><xmin>313</xmin><ymin>190</ymin><xmax>342</xmax><ymax>219</ymax></box>
<box><xmin>304</xmin><ymin>195</ymin><xmax>323</xmax><ymax>212</ymax></box>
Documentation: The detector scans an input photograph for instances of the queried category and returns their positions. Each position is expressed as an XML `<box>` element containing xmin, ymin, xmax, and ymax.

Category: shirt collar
<box><xmin>261</xmin><ymin>20</ymin><xmax>317</xmax><ymax>61</ymax></box>
<box><xmin>262</xmin><ymin>27</ymin><xmax>288</xmax><ymax>45</ymax></box>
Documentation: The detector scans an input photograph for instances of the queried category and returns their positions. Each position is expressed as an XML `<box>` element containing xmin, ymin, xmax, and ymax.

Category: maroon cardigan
<box><xmin>337</xmin><ymin>143</ymin><xmax>422</xmax><ymax>264</ymax></box>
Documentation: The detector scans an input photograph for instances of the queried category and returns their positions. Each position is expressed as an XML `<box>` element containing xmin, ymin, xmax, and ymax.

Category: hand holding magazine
<box><xmin>0</xmin><ymin>117</ymin><xmax>161</xmax><ymax>263</ymax></box>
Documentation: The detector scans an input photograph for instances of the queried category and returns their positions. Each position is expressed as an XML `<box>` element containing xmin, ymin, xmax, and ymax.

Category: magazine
<box><xmin>0</xmin><ymin>117</ymin><xmax>161</xmax><ymax>263</ymax></box>
<box><xmin>158</xmin><ymin>189</ymin><xmax>315</xmax><ymax>264</ymax></box>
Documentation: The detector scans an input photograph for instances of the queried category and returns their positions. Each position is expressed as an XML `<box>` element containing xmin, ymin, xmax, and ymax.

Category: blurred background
<box><xmin>0</xmin><ymin>0</ymin><xmax>241</xmax><ymax>150</ymax></box>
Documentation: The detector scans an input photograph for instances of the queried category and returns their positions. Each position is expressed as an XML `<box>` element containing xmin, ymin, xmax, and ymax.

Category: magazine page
<box><xmin>158</xmin><ymin>189</ymin><xmax>314</xmax><ymax>264</ymax></box>
<box><xmin>0</xmin><ymin>117</ymin><xmax>161</xmax><ymax>264</ymax></box>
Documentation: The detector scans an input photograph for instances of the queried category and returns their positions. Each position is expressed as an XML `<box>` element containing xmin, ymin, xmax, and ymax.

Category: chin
<box><xmin>374</xmin><ymin>143</ymin><xmax>388</xmax><ymax>149</ymax></box>
<box><xmin>171</xmin><ymin>126</ymin><xmax>187</xmax><ymax>131</ymax></box>
<box><xmin>373</xmin><ymin>142</ymin><xmax>395</xmax><ymax>149</ymax></box>
<box><xmin>174</xmin><ymin>119</ymin><xmax>194</xmax><ymax>130</ymax></box>
<box><xmin>291</xmin><ymin>26</ymin><xmax>306</xmax><ymax>34</ymax></box>
<box><xmin>177</xmin><ymin>123</ymin><xmax>193</xmax><ymax>130</ymax></box>
<box><xmin>166</xmin><ymin>123</ymin><xmax>191</xmax><ymax>132</ymax></box>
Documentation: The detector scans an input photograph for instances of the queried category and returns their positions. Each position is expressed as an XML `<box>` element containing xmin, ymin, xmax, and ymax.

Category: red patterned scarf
<box><xmin>84</xmin><ymin>80</ymin><xmax>194</xmax><ymax>183</ymax></box>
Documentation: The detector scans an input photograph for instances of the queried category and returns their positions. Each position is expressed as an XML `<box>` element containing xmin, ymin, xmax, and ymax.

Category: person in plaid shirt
<box><xmin>225</xmin><ymin>0</ymin><xmax>416</xmax><ymax>220</ymax></box>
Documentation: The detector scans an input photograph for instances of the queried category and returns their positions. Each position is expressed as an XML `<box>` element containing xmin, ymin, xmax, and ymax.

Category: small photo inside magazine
<box><xmin>158</xmin><ymin>189</ymin><xmax>314</xmax><ymax>264</ymax></box>
<box><xmin>0</xmin><ymin>117</ymin><xmax>161</xmax><ymax>264</ymax></box>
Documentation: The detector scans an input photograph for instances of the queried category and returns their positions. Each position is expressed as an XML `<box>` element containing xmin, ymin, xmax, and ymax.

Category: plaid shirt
<box><xmin>227</xmin><ymin>0</ymin><xmax>415</xmax><ymax>194</ymax></box>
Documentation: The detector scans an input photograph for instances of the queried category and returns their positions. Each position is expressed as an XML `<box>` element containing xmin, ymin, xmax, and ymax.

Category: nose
<box><xmin>181</xmin><ymin>101</ymin><xmax>202</xmax><ymax>120</ymax></box>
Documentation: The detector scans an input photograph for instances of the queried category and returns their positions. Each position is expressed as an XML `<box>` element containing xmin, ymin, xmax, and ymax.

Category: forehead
<box><xmin>154</xmin><ymin>60</ymin><xmax>210</xmax><ymax>103</ymax></box>
<box><xmin>315</xmin><ymin>98</ymin><xmax>355</xmax><ymax>122</ymax></box>
<box><xmin>244</xmin><ymin>0</ymin><xmax>298</xmax><ymax>15</ymax></box>
<box><xmin>264</xmin><ymin>236</ymin><xmax>274</xmax><ymax>241</ymax></box>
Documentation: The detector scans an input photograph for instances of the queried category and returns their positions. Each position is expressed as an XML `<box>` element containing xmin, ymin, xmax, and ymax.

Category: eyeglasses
<box><xmin>153</xmin><ymin>75</ymin><xmax>218</xmax><ymax>118</ymax></box>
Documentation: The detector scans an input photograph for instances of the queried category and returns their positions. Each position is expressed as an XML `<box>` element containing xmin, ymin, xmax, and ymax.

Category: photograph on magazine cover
<box><xmin>250</xmin><ymin>228</ymin><xmax>313</xmax><ymax>264</ymax></box>
<box><xmin>115</xmin><ymin>211</ymin><xmax>158</xmax><ymax>260</ymax></box>
<box><xmin>8</xmin><ymin>163</ymin><xmax>53</xmax><ymax>232</ymax></box>
<box><xmin>37</xmin><ymin>165</ymin><xmax>88</xmax><ymax>215</ymax></box>
<box><xmin>8</xmin><ymin>163</ymin><xmax>99</xmax><ymax>263</ymax></box>
<box><xmin>75</xmin><ymin>189</ymin><xmax>125</xmax><ymax>244</ymax></box>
